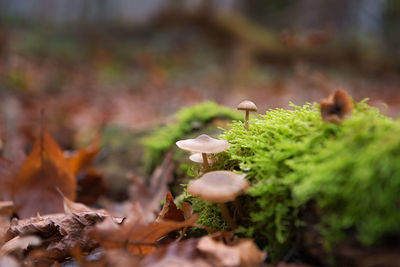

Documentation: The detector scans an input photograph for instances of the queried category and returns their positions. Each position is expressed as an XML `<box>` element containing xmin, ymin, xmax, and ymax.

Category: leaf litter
<box><xmin>0</xmin><ymin>124</ymin><xmax>272</xmax><ymax>267</ymax></box>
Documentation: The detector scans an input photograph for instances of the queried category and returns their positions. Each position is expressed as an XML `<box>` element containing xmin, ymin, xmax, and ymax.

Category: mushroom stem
<box><xmin>234</xmin><ymin>198</ymin><xmax>244</xmax><ymax>218</ymax></box>
<box><xmin>219</xmin><ymin>203</ymin><xmax>236</xmax><ymax>230</ymax></box>
<box><xmin>245</xmin><ymin>110</ymin><xmax>249</xmax><ymax>131</ymax></box>
<box><xmin>202</xmin><ymin>153</ymin><xmax>210</xmax><ymax>171</ymax></box>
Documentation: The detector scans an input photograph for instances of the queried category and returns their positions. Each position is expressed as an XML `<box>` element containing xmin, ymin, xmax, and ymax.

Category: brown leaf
<box><xmin>141</xmin><ymin>239</ymin><xmax>212</xmax><ymax>267</ymax></box>
<box><xmin>67</xmin><ymin>135</ymin><xmax>100</xmax><ymax>175</ymax></box>
<box><xmin>0</xmin><ymin>255</ymin><xmax>20</xmax><ymax>267</ymax></box>
<box><xmin>0</xmin><ymin>201</ymin><xmax>15</xmax><ymax>218</ymax></box>
<box><xmin>0</xmin><ymin>217</ymin><xmax>10</xmax><ymax>247</ymax></box>
<box><xmin>6</xmin><ymin>211</ymin><xmax>107</xmax><ymax>260</ymax></box>
<box><xmin>76</xmin><ymin>167</ymin><xmax>107</xmax><ymax>205</ymax></box>
<box><xmin>181</xmin><ymin>202</ymin><xmax>194</xmax><ymax>220</ymax></box>
<box><xmin>320</xmin><ymin>89</ymin><xmax>353</xmax><ymax>123</ymax></box>
<box><xmin>90</xmin><ymin>203</ymin><xmax>198</xmax><ymax>257</ymax></box>
<box><xmin>12</xmin><ymin>131</ymin><xmax>77</xmax><ymax>218</ymax></box>
<box><xmin>197</xmin><ymin>236</ymin><xmax>266</xmax><ymax>267</ymax></box>
<box><xmin>0</xmin><ymin>235</ymin><xmax>41</xmax><ymax>258</ymax></box>
<box><xmin>128</xmin><ymin>151</ymin><xmax>175</xmax><ymax>221</ymax></box>
<box><xmin>156</xmin><ymin>192</ymin><xmax>184</xmax><ymax>222</ymax></box>
<box><xmin>61</xmin><ymin>192</ymin><xmax>123</xmax><ymax>224</ymax></box>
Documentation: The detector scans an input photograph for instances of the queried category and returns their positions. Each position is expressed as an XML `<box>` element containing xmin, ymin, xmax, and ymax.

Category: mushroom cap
<box><xmin>189</xmin><ymin>153</ymin><xmax>214</xmax><ymax>164</ymax></box>
<box><xmin>176</xmin><ymin>134</ymin><xmax>230</xmax><ymax>154</ymax></box>
<box><xmin>187</xmin><ymin>171</ymin><xmax>249</xmax><ymax>203</ymax></box>
<box><xmin>237</xmin><ymin>100</ymin><xmax>257</xmax><ymax>112</ymax></box>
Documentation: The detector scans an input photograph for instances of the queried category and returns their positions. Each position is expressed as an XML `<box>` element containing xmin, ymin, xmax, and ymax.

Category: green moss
<box><xmin>185</xmin><ymin>100</ymin><xmax>400</xmax><ymax>261</ymax></box>
<box><xmin>142</xmin><ymin>101</ymin><xmax>242</xmax><ymax>173</ymax></box>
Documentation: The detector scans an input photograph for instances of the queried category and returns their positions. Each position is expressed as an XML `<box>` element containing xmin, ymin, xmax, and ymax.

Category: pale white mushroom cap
<box><xmin>189</xmin><ymin>153</ymin><xmax>214</xmax><ymax>164</ymax></box>
<box><xmin>176</xmin><ymin>134</ymin><xmax>230</xmax><ymax>154</ymax></box>
<box><xmin>237</xmin><ymin>100</ymin><xmax>257</xmax><ymax>112</ymax></box>
<box><xmin>187</xmin><ymin>171</ymin><xmax>249</xmax><ymax>203</ymax></box>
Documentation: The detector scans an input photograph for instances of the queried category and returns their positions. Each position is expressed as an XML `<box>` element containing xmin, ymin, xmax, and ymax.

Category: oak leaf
<box><xmin>12</xmin><ymin>131</ymin><xmax>77</xmax><ymax>218</ymax></box>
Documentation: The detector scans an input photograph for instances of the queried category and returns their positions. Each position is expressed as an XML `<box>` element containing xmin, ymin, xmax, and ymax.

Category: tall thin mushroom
<box><xmin>187</xmin><ymin>170</ymin><xmax>249</xmax><ymax>230</ymax></box>
<box><xmin>237</xmin><ymin>100</ymin><xmax>257</xmax><ymax>131</ymax></box>
<box><xmin>176</xmin><ymin>134</ymin><xmax>229</xmax><ymax>171</ymax></box>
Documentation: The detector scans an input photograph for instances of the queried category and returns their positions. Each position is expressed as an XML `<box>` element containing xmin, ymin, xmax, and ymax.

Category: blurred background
<box><xmin>0</xmin><ymin>0</ymin><xmax>399</xmax><ymax>186</ymax></box>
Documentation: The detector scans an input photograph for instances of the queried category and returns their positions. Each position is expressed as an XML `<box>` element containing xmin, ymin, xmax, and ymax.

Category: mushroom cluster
<box><xmin>176</xmin><ymin>134</ymin><xmax>229</xmax><ymax>171</ymax></box>
<box><xmin>176</xmin><ymin>101</ymin><xmax>258</xmax><ymax>230</ymax></box>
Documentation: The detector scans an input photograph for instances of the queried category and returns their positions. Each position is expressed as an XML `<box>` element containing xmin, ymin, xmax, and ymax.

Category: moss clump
<box><xmin>187</xmin><ymin>100</ymin><xmax>400</xmax><ymax>261</ymax></box>
<box><xmin>142</xmin><ymin>101</ymin><xmax>241</xmax><ymax>173</ymax></box>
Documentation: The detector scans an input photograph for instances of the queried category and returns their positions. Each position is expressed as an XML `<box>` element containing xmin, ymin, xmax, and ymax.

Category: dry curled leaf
<box><xmin>0</xmin><ymin>236</ymin><xmax>41</xmax><ymax>258</ymax></box>
<box><xmin>66</xmin><ymin>135</ymin><xmax>106</xmax><ymax>205</ymax></box>
<box><xmin>141</xmin><ymin>239</ymin><xmax>212</xmax><ymax>267</ymax></box>
<box><xmin>197</xmin><ymin>236</ymin><xmax>266</xmax><ymax>267</ymax></box>
<box><xmin>0</xmin><ymin>201</ymin><xmax>15</xmax><ymax>218</ymax></box>
<box><xmin>6</xmin><ymin>210</ymin><xmax>107</xmax><ymax>260</ymax></box>
<box><xmin>320</xmin><ymin>89</ymin><xmax>353</xmax><ymax>123</ymax></box>
<box><xmin>12</xmin><ymin>131</ymin><xmax>77</xmax><ymax>218</ymax></box>
<box><xmin>156</xmin><ymin>192</ymin><xmax>184</xmax><ymax>222</ymax></box>
<box><xmin>61</xmin><ymin>192</ymin><xmax>123</xmax><ymax>224</ymax></box>
<box><xmin>0</xmin><ymin>255</ymin><xmax>20</xmax><ymax>267</ymax></box>
<box><xmin>90</xmin><ymin>203</ymin><xmax>198</xmax><ymax>257</ymax></box>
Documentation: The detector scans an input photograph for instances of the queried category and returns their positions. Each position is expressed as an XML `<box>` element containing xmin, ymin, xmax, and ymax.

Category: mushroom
<box><xmin>187</xmin><ymin>170</ymin><xmax>249</xmax><ymax>230</ymax></box>
<box><xmin>176</xmin><ymin>134</ymin><xmax>230</xmax><ymax>171</ymax></box>
<box><xmin>189</xmin><ymin>153</ymin><xmax>214</xmax><ymax>164</ymax></box>
<box><xmin>237</xmin><ymin>100</ymin><xmax>257</xmax><ymax>131</ymax></box>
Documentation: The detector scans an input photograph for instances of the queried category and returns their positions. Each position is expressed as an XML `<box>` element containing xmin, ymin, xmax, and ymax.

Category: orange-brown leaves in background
<box><xmin>66</xmin><ymin>135</ymin><xmax>106</xmax><ymax>205</ymax></box>
<box><xmin>320</xmin><ymin>89</ymin><xmax>354</xmax><ymax>123</ymax></box>
<box><xmin>67</xmin><ymin>135</ymin><xmax>100</xmax><ymax>175</ymax></box>
<box><xmin>12</xmin><ymin>131</ymin><xmax>76</xmax><ymax>218</ymax></box>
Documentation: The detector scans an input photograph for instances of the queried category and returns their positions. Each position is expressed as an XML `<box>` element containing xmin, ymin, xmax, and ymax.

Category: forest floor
<box><xmin>0</xmin><ymin>25</ymin><xmax>400</xmax><ymax>266</ymax></box>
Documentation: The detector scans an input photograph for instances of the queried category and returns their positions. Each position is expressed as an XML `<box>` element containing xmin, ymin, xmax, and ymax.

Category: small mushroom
<box><xmin>187</xmin><ymin>170</ymin><xmax>249</xmax><ymax>230</ymax></box>
<box><xmin>176</xmin><ymin>134</ymin><xmax>229</xmax><ymax>171</ymax></box>
<box><xmin>189</xmin><ymin>153</ymin><xmax>214</xmax><ymax>164</ymax></box>
<box><xmin>320</xmin><ymin>89</ymin><xmax>353</xmax><ymax>123</ymax></box>
<box><xmin>237</xmin><ymin>100</ymin><xmax>257</xmax><ymax>131</ymax></box>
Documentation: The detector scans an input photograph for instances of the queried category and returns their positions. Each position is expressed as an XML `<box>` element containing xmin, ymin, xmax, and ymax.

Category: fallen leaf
<box><xmin>156</xmin><ymin>192</ymin><xmax>184</xmax><ymax>222</ymax></box>
<box><xmin>0</xmin><ymin>236</ymin><xmax>41</xmax><ymax>258</ymax></box>
<box><xmin>320</xmin><ymin>89</ymin><xmax>353</xmax><ymax>123</ymax></box>
<box><xmin>128</xmin><ymin>151</ymin><xmax>175</xmax><ymax>221</ymax></box>
<box><xmin>76</xmin><ymin>167</ymin><xmax>107</xmax><ymax>205</ymax></box>
<box><xmin>141</xmin><ymin>239</ymin><xmax>212</xmax><ymax>267</ymax></box>
<box><xmin>67</xmin><ymin>135</ymin><xmax>100</xmax><ymax>175</ymax></box>
<box><xmin>90</xmin><ymin>203</ymin><xmax>198</xmax><ymax>257</ymax></box>
<box><xmin>0</xmin><ymin>201</ymin><xmax>15</xmax><ymax>218</ymax></box>
<box><xmin>12</xmin><ymin>131</ymin><xmax>77</xmax><ymax>218</ymax></box>
<box><xmin>6</xmin><ymin>210</ymin><xmax>107</xmax><ymax>260</ymax></box>
<box><xmin>61</xmin><ymin>191</ymin><xmax>123</xmax><ymax>224</ymax></box>
<box><xmin>0</xmin><ymin>217</ymin><xmax>10</xmax><ymax>246</ymax></box>
<box><xmin>0</xmin><ymin>255</ymin><xmax>20</xmax><ymax>267</ymax></box>
<box><xmin>181</xmin><ymin>202</ymin><xmax>194</xmax><ymax>220</ymax></box>
<box><xmin>197</xmin><ymin>236</ymin><xmax>266</xmax><ymax>267</ymax></box>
